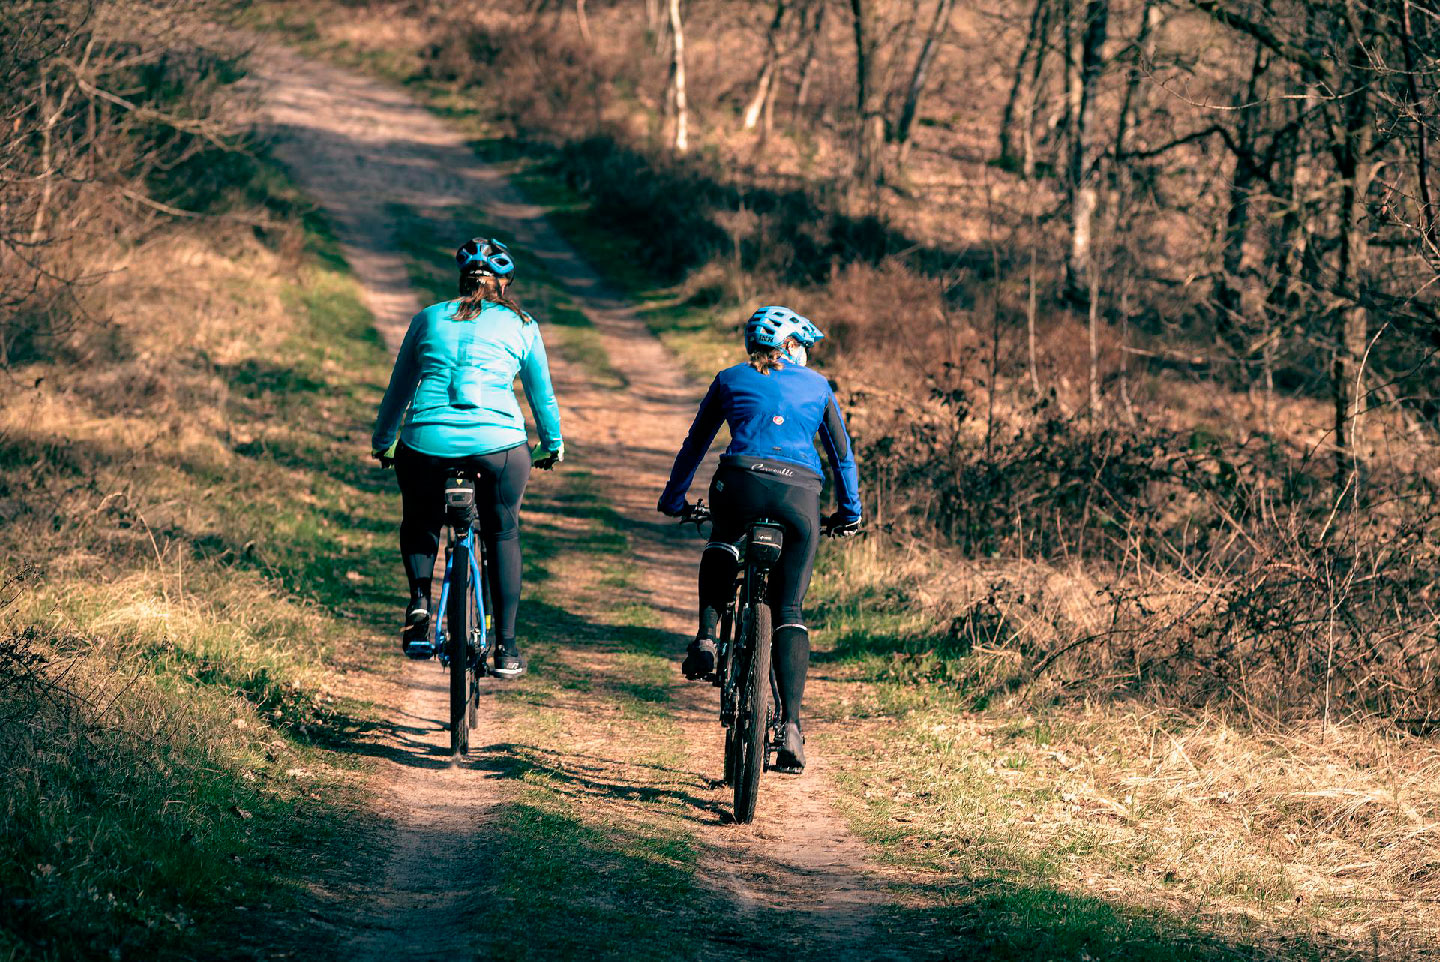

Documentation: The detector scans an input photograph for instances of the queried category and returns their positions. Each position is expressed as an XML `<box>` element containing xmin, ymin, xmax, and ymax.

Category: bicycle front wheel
<box><xmin>733</xmin><ymin>602</ymin><xmax>772</xmax><ymax>824</ymax></box>
<box><xmin>468</xmin><ymin>552</ymin><xmax>485</xmax><ymax>732</ymax></box>
<box><xmin>448</xmin><ymin>541</ymin><xmax>472</xmax><ymax>758</ymax></box>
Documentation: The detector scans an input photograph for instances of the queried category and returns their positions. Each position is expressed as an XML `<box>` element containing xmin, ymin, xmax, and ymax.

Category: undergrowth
<box><xmin>0</xmin><ymin>137</ymin><xmax>395</xmax><ymax>959</ymax></box>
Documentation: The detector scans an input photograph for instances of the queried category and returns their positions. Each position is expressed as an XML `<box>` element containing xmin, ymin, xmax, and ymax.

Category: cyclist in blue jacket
<box><xmin>658</xmin><ymin>305</ymin><xmax>862</xmax><ymax>773</ymax></box>
<box><xmin>373</xmin><ymin>237</ymin><xmax>564</xmax><ymax>678</ymax></box>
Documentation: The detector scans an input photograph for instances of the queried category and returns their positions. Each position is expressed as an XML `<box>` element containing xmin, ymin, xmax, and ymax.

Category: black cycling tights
<box><xmin>395</xmin><ymin>442</ymin><xmax>531</xmax><ymax>645</ymax></box>
<box><xmin>698</xmin><ymin>465</ymin><xmax>818</xmax><ymax>722</ymax></box>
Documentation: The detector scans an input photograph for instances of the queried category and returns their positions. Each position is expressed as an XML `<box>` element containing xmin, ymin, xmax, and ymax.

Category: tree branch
<box><xmin>1187</xmin><ymin>0</ymin><xmax>1329</xmax><ymax>77</ymax></box>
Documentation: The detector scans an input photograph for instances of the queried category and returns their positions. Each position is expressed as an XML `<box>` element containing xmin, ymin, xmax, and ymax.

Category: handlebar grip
<box><xmin>679</xmin><ymin>499</ymin><xmax>711</xmax><ymax>527</ymax></box>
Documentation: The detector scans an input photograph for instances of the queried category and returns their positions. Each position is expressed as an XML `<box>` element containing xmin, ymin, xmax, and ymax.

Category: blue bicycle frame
<box><xmin>435</xmin><ymin>528</ymin><xmax>488</xmax><ymax>664</ymax></box>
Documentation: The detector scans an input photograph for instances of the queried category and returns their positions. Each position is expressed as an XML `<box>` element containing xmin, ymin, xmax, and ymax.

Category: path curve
<box><xmin>250</xmin><ymin>41</ymin><xmax>909</xmax><ymax>961</ymax></box>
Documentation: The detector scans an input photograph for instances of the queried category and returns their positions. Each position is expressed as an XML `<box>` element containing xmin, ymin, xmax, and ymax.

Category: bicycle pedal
<box><xmin>403</xmin><ymin>641</ymin><xmax>435</xmax><ymax>660</ymax></box>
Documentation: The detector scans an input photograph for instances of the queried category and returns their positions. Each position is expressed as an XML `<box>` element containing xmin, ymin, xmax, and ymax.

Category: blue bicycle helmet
<box><xmin>744</xmin><ymin>305</ymin><xmax>824</xmax><ymax>358</ymax></box>
<box><xmin>456</xmin><ymin>237</ymin><xmax>516</xmax><ymax>278</ymax></box>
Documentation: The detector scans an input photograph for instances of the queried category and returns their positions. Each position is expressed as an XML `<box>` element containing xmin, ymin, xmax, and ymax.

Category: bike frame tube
<box><xmin>436</xmin><ymin>528</ymin><xmax>487</xmax><ymax>656</ymax></box>
<box><xmin>468</xmin><ymin>533</ymin><xmax>486</xmax><ymax>652</ymax></box>
<box><xmin>435</xmin><ymin>540</ymin><xmax>456</xmax><ymax>652</ymax></box>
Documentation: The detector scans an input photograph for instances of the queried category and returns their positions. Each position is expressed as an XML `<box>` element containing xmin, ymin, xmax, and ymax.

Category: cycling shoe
<box><xmin>400</xmin><ymin>598</ymin><xmax>433</xmax><ymax>659</ymax></box>
<box><xmin>682</xmin><ymin>636</ymin><xmax>717</xmax><ymax>680</ymax></box>
<box><xmin>492</xmin><ymin>641</ymin><xmax>525</xmax><ymax>678</ymax></box>
<box><xmin>405</xmin><ymin>597</ymin><xmax>430</xmax><ymax>630</ymax></box>
<box><xmin>772</xmin><ymin>720</ymin><xmax>805</xmax><ymax>774</ymax></box>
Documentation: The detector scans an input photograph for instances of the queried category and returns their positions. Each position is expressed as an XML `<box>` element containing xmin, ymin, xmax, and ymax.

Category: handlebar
<box><xmin>678</xmin><ymin>499</ymin><xmax>711</xmax><ymax>528</ymax></box>
<box><xmin>676</xmin><ymin>500</ymin><xmax>860</xmax><ymax>539</ymax></box>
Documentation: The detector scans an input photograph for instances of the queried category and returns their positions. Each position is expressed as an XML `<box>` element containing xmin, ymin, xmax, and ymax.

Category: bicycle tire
<box><xmin>469</xmin><ymin>547</ymin><xmax>487</xmax><ymax>731</ymax></box>
<box><xmin>733</xmin><ymin>602</ymin><xmax>772</xmax><ymax>824</ymax></box>
<box><xmin>448</xmin><ymin>538</ymin><xmax>472</xmax><ymax>758</ymax></box>
<box><xmin>719</xmin><ymin>601</ymin><xmax>738</xmax><ymax>787</ymax></box>
<box><xmin>466</xmin><ymin>575</ymin><xmax>480</xmax><ymax>732</ymax></box>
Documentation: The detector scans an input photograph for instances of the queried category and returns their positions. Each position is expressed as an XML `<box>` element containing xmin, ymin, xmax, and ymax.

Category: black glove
<box><xmin>372</xmin><ymin>449</ymin><xmax>395</xmax><ymax>469</ymax></box>
<box><xmin>823</xmin><ymin>513</ymin><xmax>861</xmax><ymax>538</ymax></box>
<box><xmin>532</xmin><ymin>442</ymin><xmax>564</xmax><ymax>471</ymax></box>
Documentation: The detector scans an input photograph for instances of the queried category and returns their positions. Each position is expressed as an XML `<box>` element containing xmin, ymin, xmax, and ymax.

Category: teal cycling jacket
<box><xmin>371</xmin><ymin>299</ymin><xmax>563</xmax><ymax>459</ymax></box>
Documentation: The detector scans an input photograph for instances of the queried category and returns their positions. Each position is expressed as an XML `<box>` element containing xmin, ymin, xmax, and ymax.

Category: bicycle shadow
<box><xmin>470</xmin><ymin>742</ymin><xmax>733</xmax><ymax>823</ymax></box>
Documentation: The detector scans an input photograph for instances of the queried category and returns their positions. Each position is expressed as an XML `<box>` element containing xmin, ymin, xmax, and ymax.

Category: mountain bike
<box><xmin>681</xmin><ymin>500</ymin><xmax>784</xmax><ymax>824</ymax></box>
<box><xmin>432</xmin><ymin>472</ymin><xmax>493</xmax><ymax>758</ymax></box>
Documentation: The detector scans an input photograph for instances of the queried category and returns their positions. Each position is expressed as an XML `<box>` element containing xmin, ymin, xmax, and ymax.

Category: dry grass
<box><xmin>809</xmin><ymin>537</ymin><xmax>1440</xmax><ymax>958</ymax></box>
<box><xmin>0</xmin><ymin>147</ymin><xmax>397</xmax><ymax>959</ymax></box>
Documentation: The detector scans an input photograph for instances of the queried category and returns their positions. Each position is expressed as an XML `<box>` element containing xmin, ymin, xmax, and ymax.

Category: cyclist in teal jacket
<box><xmin>372</xmin><ymin>238</ymin><xmax>563</xmax><ymax>677</ymax></box>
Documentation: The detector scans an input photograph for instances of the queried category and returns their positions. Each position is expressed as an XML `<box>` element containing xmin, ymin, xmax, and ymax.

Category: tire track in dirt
<box><xmin>250</xmin><ymin>41</ymin><xmax>915</xmax><ymax>961</ymax></box>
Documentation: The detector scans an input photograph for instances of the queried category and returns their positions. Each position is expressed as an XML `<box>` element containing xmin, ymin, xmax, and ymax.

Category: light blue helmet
<box><xmin>744</xmin><ymin>306</ymin><xmax>824</xmax><ymax>361</ymax></box>
<box><xmin>456</xmin><ymin>237</ymin><xmax>516</xmax><ymax>278</ymax></box>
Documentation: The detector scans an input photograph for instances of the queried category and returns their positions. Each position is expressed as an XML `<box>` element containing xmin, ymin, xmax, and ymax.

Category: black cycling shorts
<box><xmin>706</xmin><ymin>462</ymin><xmax>819</xmax><ymax>626</ymax></box>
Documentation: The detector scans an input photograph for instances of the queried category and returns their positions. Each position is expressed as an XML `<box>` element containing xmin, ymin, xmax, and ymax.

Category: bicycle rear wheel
<box><xmin>719</xmin><ymin>602</ymin><xmax>738</xmax><ymax>787</ymax></box>
<box><xmin>732</xmin><ymin>602</ymin><xmax>772</xmax><ymax>824</ymax></box>
<box><xmin>448</xmin><ymin>540</ymin><xmax>473</xmax><ymax>757</ymax></box>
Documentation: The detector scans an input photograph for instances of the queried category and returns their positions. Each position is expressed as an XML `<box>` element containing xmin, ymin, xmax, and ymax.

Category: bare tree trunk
<box><xmin>1332</xmin><ymin>0</ymin><xmax>1375</xmax><ymax>484</ymax></box>
<box><xmin>894</xmin><ymin>0</ymin><xmax>953</xmax><ymax>163</ymax></box>
<box><xmin>1088</xmin><ymin>241</ymin><xmax>1101</xmax><ymax>415</ymax></box>
<box><xmin>30</xmin><ymin>69</ymin><xmax>52</xmax><ymax>246</ymax></box>
<box><xmin>576</xmin><ymin>0</ymin><xmax>592</xmax><ymax>43</ymax></box>
<box><xmin>744</xmin><ymin>63</ymin><xmax>776</xmax><ymax>131</ymax></box>
<box><xmin>744</xmin><ymin>0</ymin><xmax>789</xmax><ymax>131</ymax></box>
<box><xmin>1400</xmin><ymin>0</ymin><xmax>1436</xmax><ymax>252</ymax></box>
<box><xmin>1020</xmin><ymin>2</ymin><xmax>1054</xmax><ymax>178</ymax></box>
<box><xmin>1064</xmin><ymin>0</ymin><xmax>1108</xmax><ymax>302</ymax></box>
<box><xmin>850</xmin><ymin>0</ymin><xmax>886</xmax><ymax>182</ymax></box>
<box><xmin>1213</xmin><ymin>41</ymin><xmax>1265</xmax><ymax>343</ymax></box>
<box><xmin>1027</xmin><ymin>183</ymin><xmax>1042</xmax><ymax>396</ymax></box>
<box><xmin>999</xmin><ymin>0</ymin><xmax>1048</xmax><ymax>166</ymax></box>
<box><xmin>646</xmin><ymin>0</ymin><xmax>664</xmax><ymax>51</ymax></box>
<box><xmin>794</xmin><ymin>1</ymin><xmax>826</xmax><ymax>117</ymax></box>
<box><xmin>668</xmin><ymin>0</ymin><xmax>689</xmax><ymax>152</ymax></box>
<box><xmin>1110</xmin><ymin>0</ymin><xmax>1154</xmax><ymax>422</ymax></box>
<box><xmin>1110</xmin><ymin>0</ymin><xmax>1155</xmax><ymax>172</ymax></box>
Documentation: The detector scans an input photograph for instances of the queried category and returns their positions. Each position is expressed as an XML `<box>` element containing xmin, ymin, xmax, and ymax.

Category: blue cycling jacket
<box><xmin>659</xmin><ymin>361</ymin><xmax>862</xmax><ymax>521</ymax></box>
<box><xmin>371</xmin><ymin>299</ymin><xmax>562</xmax><ymax>459</ymax></box>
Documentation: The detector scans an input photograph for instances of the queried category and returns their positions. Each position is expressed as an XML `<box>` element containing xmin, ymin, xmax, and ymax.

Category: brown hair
<box><xmin>454</xmin><ymin>272</ymin><xmax>533</xmax><ymax>323</ymax></box>
<box><xmin>748</xmin><ymin>348</ymin><xmax>785</xmax><ymax>374</ymax></box>
<box><xmin>746</xmin><ymin>336</ymin><xmax>798</xmax><ymax>375</ymax></box>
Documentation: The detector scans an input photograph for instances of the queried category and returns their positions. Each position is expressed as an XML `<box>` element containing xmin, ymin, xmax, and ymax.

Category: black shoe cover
<box><xmin>773</xmin><ymin>720</ymin><xmax>805</xmax><ymax>774</ymax></box>
<box><xmin>682</xmin><ymin>636</ymin><xmax>718</xmax><ymax>680</ymax></box>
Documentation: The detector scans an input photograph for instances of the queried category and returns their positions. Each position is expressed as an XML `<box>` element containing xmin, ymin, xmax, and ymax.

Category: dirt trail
<box><xmin>251</xmin><ymin>42</ymin><xmax>911</xmax><ymax>961</ymax></box>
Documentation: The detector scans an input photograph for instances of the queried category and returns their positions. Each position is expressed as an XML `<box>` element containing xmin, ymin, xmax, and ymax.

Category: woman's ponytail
<box><xmin>455</xmin><ymin>271</ymin><xmax>533</xmax><ymax>323</ymax></box>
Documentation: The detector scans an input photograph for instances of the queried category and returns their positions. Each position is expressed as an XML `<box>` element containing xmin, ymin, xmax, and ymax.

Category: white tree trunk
<box><xmin>669</xmin><ymin>0</ymin><xmax>689</xmax><ymax>152</ymax></box>
<box><xmin>743</xmin><ymin>62</ymin><xmax>774</xmax><ymax>131</ymax></box>
<box><xmin>576</xmin><ymin>0</ymin><xmax>592</xmax><ymax>42</ymax></box>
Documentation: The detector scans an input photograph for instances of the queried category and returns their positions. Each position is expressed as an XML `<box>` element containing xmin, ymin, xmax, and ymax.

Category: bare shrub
<box><xmin>0</xmin><ymin>0</ymin><xmax>241</xmax><ymax>366</ymax></box>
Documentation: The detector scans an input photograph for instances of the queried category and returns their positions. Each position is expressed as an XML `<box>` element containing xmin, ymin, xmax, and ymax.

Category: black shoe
<box><xmin>682</xmin><ymin>636</ymin><xmax>717</xmax><ymax>680</ymax></box>
<box><xmin>773</xmin><ymin>720</ymin><xmax>805</xmax><ymax>774</ymax></box>
<box><xmin>492</xmin><ymin>640</ymin><xmax>525</xmax><ymax>678</ymax></box>
<box><xmin>401</xmin><ymin>598</ymin><xmax>433</xmax><ymax>659</ymax></box>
